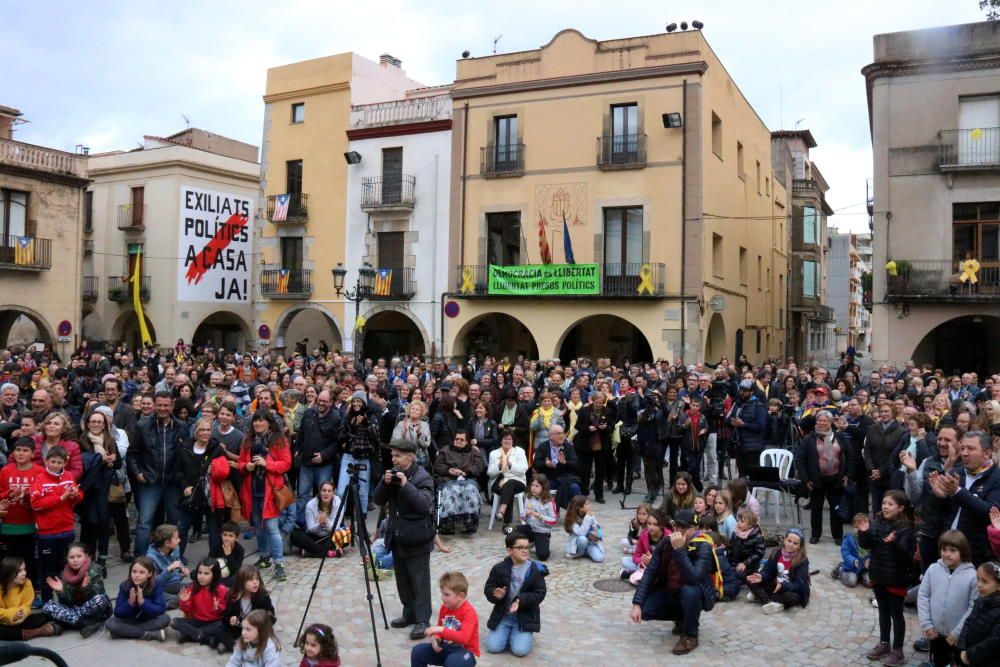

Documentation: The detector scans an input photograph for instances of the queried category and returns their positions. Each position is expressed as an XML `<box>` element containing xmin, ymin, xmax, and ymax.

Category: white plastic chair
<box><xmin>488</xmin><ymin>492</ymin><xmax>526</xmax><ymax>530</ymax></box>
<box><xmin>752</xmin><ymin>449</ymin><xmax>794</xmax><ymax>524</ymax></box>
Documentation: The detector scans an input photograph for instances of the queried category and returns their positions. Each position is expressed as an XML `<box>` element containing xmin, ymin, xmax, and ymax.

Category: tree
<box><xmin>982</xmin><ymin>0</ymin><xmax>1000</xmax><ymax>20</ymax></box>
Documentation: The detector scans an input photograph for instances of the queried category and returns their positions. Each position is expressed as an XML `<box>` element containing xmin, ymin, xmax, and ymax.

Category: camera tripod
<box><xmin>294</xmin><ymin>465</ymin><xmax>388</xmax><ymax>666</ymax></box>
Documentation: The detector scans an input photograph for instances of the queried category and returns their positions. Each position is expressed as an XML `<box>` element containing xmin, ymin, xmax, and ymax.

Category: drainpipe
<box><xmin>460</xmin><ymin>102</ymin><xmax>469</xmax><ymax>268</ymax></box>
<box><xmin>432</xmin><ymin>153</ymin><xmax>440</xmax><ymax>359</ymax></box>
<box><xmin>679</xmin><ymin>78</ymin><xmax>688</xmax><ymax>363</ymax></box>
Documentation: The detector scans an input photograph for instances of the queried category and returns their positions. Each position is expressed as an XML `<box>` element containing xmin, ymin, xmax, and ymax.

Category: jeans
<box><xmin>484</xmin><ymin>612</ymin><xmax>533</xmax><ymax>657</ymax></box>
<box><xmin>411</xmin><ymin>641</ymin><xmax>477</xmax><ymax>667</ymax></box>
<box><xmin>621</xmin><ymin>555</ymin><xmax>638</xmax><ymax>573</ymax></box>
<box><xmin>702</xmin><ymin>434</ymin><xmax>718</xmax><ymax>485</ymax></box>
<box><xmin>683</xmin><ymin>449</ymin><xmax>704</xmax><ymax>492</ymax></box>
<box><xmin>297</xmin><ymin>464</ymin><xmax>334</xmax><ymax>525</ymax></box>
<box><xmin>134</xmin><ymin>483</ymin><xmax>181</xmax><ymax>557</ymax></box>
<box><xmin>105</xmin><ymin>614</ymin><xmax>170</xmax><ymax>639</ymax></box>
<box><xmin>251</xmin><ymin>499</ymin><xmax>283</xmax><ymax>563</ymax></box>
<box><xmin>566</xmin><ymin>535</ymin><xmax>605</xmax><ymax>562</ymax></box>
<box><xmin>338</xmin><ymin>454</ymin><xmax>370</xmax><ymax>513</ymax></box>
<box><xmin>639</xmin><ymin>585</ymin><xmax>703</xmax><ymax>637</ymax></box>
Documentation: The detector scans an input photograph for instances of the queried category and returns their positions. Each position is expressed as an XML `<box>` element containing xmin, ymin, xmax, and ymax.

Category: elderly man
<box><xmin>533</xmin><ymin>424</ymin><xmax>581</xmax><ymax>508</ymax></box>
<box><xmin>0</xmin><ymin>383</ymin><xmax>21</xmax><ymax>423</ymax></box>
<box><xmin>373</xmin><ymin>439</ymin><xmax>436</xmax><ymax>640</ymax></box>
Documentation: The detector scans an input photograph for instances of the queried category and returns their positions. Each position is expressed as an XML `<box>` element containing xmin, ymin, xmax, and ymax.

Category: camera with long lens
<box><xmin>347</xmin><ymin>462</ymin><xmax>368</xmax><ymax>474</ymax></box>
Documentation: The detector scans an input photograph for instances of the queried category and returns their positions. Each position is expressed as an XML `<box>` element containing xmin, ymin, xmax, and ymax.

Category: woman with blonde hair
<box><xmin>392</xmin><ymin>399</ymin><xmax>431</xmax><ymax>467</ymax></box>
<box><xmin>33</xmin><ymin>412</ymin><xmax>83</xmax><ymax>481</ymax></box>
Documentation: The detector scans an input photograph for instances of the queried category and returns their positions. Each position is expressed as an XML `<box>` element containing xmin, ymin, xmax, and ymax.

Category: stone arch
<box><xmin>273</xmin><ymin>304</ymin><xmax>344</xmax><ymax>353</ymax></box>
<box><xmin>192</xmin><ymin>310</ymin><xmax>253</xmax><ymax>353</ymax></box>
<box><xmin>911</xmin><ymin>314</ymin><xmax>1000</xmax><ymax>377</ymax></box>
<box><xmin>358</xmin><ymin>305</ymin><xmax>428</xmax><ymax>359</ymax></box>
<box><xmin>453</xmin><ymin>312</ymin><xmax>539</xmax><ymax>360</ymax></box>
<box><xmin>110</xmin><ymin>309</ymin><xmax>157</xmax><ymax>350</ymax></box>
<box><xmin>0</xmin><ymin>305</ymin><xmax>56</xmax><ymax>348</ymax></box>
<box><xmin>554</xmin><ymin>314</ymin><xmax>654</xmax><ymax>365</ymax></box>
<box><xmin>705</xmin><ymin>313</ymin><xmax>727</xmax><ymax>363</ymax></box>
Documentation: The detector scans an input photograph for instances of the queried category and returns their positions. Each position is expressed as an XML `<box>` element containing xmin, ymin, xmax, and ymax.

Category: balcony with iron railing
<box><xmin>360</xmin><ymin>176</ymin><xmax>415</xmax><ymax>211</ymax></box>
<box><xmin>0</xmin><ymin>236</ymin><xmax>51</xmax><ymax>271</ymax></box>
<box><xmin>117</xmin><ymin>204</ymin><xmax>144</xmax><ymax>231</ymax></box>
<box><xmin>0</xmin><ymin>138</ymin><xmax>87</xmax><ymax>179</ymax></box>
<box><xmin>260</xmin><ymin>268</ymin><xmax>313</xmax><ymax>299</ymax></box>
<box><xmin>939</xmin><ymin>128</ymin><xmax>1000</xmax><ymax>170</ymax></box>
<box><xmin>597</xmin><ymin>133</ymin><xmax>647</xmax><ymax>169</ymax></box>
<box><xmin>108</xmin><ymin>275</ymin><xmax>150</xmax><ymax>302</ymax></box>
<box><xmin>367</xmin><ymin>267</ymin><xmax>415</xmax><ymax>300</ymax></box>
<box><xmin>82</xmin><ymin>276</ymin><xmax>98</xmax><ymax>301</ymax></box>
<box><xmin>265</xmin><ymin>193</ymin><xmax>309</xmax><ymax>223</ymax></box>
<box><xmin>886</xmin><ymin>260</ymin><xmax>1000</xmax><ymax>301</ymax></box>
<box><xmin>455</xmin><ymin>263</ymin><xmax>666</xmax><ymax>298</ymax></box>
<box><xmin>480</xmin><ymin>144</ymin><xmax>525</xmax><ymax>177</ymax></box>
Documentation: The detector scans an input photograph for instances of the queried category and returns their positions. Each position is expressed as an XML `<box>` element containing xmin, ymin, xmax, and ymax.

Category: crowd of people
<box><xmin>0</xmin><ymin>340</ymin><xmax>999</xmax><ymax>665</ymax></box>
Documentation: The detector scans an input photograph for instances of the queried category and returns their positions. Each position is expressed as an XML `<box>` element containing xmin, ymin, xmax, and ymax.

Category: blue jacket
<box><xmin>714</xmin><ymin>544</ymin><xmax>739</xmax><ymax>599</ymax></box>
<box><xmin>145</xmin><ymin>545</ymin><xmax>185</xmax><ymax>589</ymax></box>
<box><xmin>839</xmin><ymin>533</ymin><xmax>869</xmax><ymax>575</ymax></box>
<box><xmin>113</xmin><ymin>580</ymin><xmax>166</xmax><ymax>621</ymax></box>
<box><xmin>758</xmin><ymin>549</ymin><xmax>811</xmax><ymax>607</ymax></box>
<box><xmin>734</xmin><ymin>397</ymin><xmax>767</xmax><ymax>453</ymax></box>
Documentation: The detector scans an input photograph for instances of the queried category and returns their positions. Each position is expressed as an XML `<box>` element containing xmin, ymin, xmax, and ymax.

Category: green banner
<box><xmin>488</xmin><ymin>264</ymin><xmax>600</xmax><ymax>295</ymax></box>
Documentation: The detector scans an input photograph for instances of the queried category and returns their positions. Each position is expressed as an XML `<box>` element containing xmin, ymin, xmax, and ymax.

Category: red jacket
<box><xmin>0</xmin><ymin>463</ymin><xmax>41</xmax><ymax>530</ymax></box>
<box><xmin>179</xmin><ymin>584</ymin><xmax>229</xmax><ymax>622</ymax></box>
<box><xmin>989</xmin><ymin>524</ymin><xmax>1000</xmax><ymax>561</ymax></box>
<box><xmin>29</xmin><ymin>467</ymin><xmax>83</xmax><ymax>536</ymax></box>
<box><xmin>436</xmin><ymin>600</ymin><xmax>480</xmax><ymax>657</ymax></box>
<box><xmin>208</xmin><ymin>456</ymin><xmax>231</xmax><ymax>511</ymax></box>
<box><xmin>238</xmin><ymin>437</ymin><xmax>291</xmax><ymax>521</ymax></box>
<box><xmin>31</xmin><ymin>436</ymin><xmax>83</xmax><ymax>482</ymax></box>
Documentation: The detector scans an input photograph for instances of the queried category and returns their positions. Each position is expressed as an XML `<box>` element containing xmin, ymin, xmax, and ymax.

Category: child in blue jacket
<box><xmin>699</xmin><ymin>515</ymin><xmax>739</xmax><ymax>601</ymax></box>
<box><xmin>104</xmin><ymin>556</ymin><xmax>170</xmax><ymax>641</ymax></box>
<box><xmin>831</xmin><ymin>514</ymin><xmax>871</xmax><ymax>588</ymax></box>
<box><xmin>144</xmin><ymin>524</ymin><xmax>189</xmax><ymax>609</ymax></box>
<box><xmin>746</xmin><ymin>528</ymin><xmax>811</xmax><ymax>614</ymax></box>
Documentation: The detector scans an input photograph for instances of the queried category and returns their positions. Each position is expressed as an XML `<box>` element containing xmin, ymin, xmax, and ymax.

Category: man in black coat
<box><xmin>372</xmin><ymin>439</ymin><xmax>436</xmax><ymax>640</ymax></box>
<box><xmin>843</xmin><ymin>397</ymin><xmax>874</xmax><ymax>514</ymax></box>
<box><xmin>483</xmin><ymin>531</ymin><xmax>549</xmax><ymax>657</ymax></box>
<box><xmin>532</xmin><ymin>425</ymin><xmax>581</xmax><ymax>508</ymax></box>
<box><xmin>296</xmin><ymin>389</ymin><xmax>342</xmax><ymax>524</ymax></box>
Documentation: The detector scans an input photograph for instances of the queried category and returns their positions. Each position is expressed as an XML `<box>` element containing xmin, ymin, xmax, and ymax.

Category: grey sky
<box><xmin>4</xmin><ymin>1</ymin><xmax>986</xmax><ymax>232</ymax></box>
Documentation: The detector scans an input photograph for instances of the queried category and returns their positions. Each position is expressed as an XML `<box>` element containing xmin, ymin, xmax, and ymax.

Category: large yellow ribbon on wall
<box><xmin>960</xmin><ymin>258</ymin><xmax>981</xmax><ymax>284</ymax></box>
<box><xmin>459</xmin><ymin>266</ymin><xmax>475</xmax><ymax>294</ymax></box>
<box><xmin>637</xmin><ymin>263</ymin><xmax>654</xmax><ymax>295</ymax></box>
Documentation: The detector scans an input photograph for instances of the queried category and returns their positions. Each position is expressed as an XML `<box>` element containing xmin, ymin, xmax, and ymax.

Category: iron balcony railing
<box><xmin>886</xmin><ymin>259</ymin><xmax>1000</xmax><ymax>299</ymax></box>
<box><xmin>260</xmin><ymin>268</ymin><xmax>313</xmax><ymax>299</ymax></box>
<box><xmin>265</xmin><ymin>193</ymin><xmax>309</xmax><ymax>222</ymax></box>
<box><xmin>597</xmin><ymin>133</ymin><xmax>647</xmax><ymax>168</ymax></box>
<box><xmin>108</xmin><ymin>275</ymin><xmax>150</xmax><ymax>302</ymax></box>
<box><xmin>939</xmin><ymin>128</ymin><xmax>1000</xmax><ymax>169</ymax></box>
<box><xmin>82</xmin><ymin>276</ymin><xmax>98</xmax><ymax>301</ymax></box>
<box><xmin>481</xmin><ymin>144</ymin><xmax>525</xmax><ymax>177</ymax></box>
<box><xmin>368</xmin><ymin>266</ymin><xmax>415</xmax><ymax>300</ymax></box>
<box><xmin>117</xmin><ymin>204</ymin><xmax>144</xmax><ymax>231</ymax></box>
<box><xmin>360</xmin><ymin>176</ymin><xmax>415</xmax><ymax>210</ymax></box>
<box><xmin>455</xmin><ymin>263</ymin><xmax>666</xmax><ymax>297</ymax></box>
<box><xmin>0</xmin><ymin>235</ymin><xmax>52</xmax><ymax>270</ymax></box>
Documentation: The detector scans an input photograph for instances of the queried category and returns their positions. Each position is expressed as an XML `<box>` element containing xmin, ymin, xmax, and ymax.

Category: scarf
<box><xmin>501</xmin><ymin>403</ymin><xmax>516</xmax><ymax>426</ymax></box>
<box><xmin>733</xmin><ymin>525</ymin><xmax>754</xmax><ymax>541</ymax></box>
<box><xmin>62</xmin><ymin>555</ymin><xmax>91</xmax><ymax>604</ymax></box>
<box><xmin>537</xmin><ymin>405</ymin><xmax>555</xmax><ymax>429</ymax></box>
<box><xmin>966</xmin><ymin>460</ymin><xmax>994</xmax><ymax>477</ymax></box>
<box><xmin>566</xmin><ymin>401</ymin><xmax>582</xmax><ymax>440</ymax></box>
<box><xmin>87</xmin><ymin>432</ymin><xmax>107</xmax><ymax>457</ymax></box>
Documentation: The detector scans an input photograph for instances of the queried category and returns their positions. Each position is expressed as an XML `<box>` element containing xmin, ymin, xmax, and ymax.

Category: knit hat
<box><xmin>738</xmin><ymin>379</ymin><xmax>753</xmax><ymax>391</ymax></box>
<box><xmin>93</xmin><ymin>405</ymin><xmax>114</xmax><ymax>421</ymax></box>
<box><xmin>351</xmin><ymin>390</ymin><xmax>367</xmax><ymax>404</ymax></box>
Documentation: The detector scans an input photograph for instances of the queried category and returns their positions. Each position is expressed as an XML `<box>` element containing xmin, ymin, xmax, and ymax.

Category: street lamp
<box><xmin>332</xmin><ymin>261</ymin><xmax>375</xmax><ymax>374</ymax></box>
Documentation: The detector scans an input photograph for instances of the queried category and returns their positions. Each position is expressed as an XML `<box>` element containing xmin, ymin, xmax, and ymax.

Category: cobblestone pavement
<box><xmin>35</xmin><ymin>482</ymin><xmax>929</xmax><ymax>666</ymax></box>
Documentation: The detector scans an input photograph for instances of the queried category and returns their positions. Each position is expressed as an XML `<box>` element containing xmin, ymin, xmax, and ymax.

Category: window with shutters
<box><xmin>381</xmin><ymin>148</ymin><xmax>403</xmax><ymax>204</ymax></box>
<box><xmin>286</xmin><ymin>160</ymin><xmax>303</xmax><ymax>194</ymax></box>
<box><xmin>487</xmin><ymin>212</ymin><xmax>521</xmax><ymax>266</ymax></box>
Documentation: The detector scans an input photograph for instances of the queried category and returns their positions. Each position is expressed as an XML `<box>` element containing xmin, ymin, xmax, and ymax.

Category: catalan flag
<box><xmin>272</xmin><ymin>194</ymin><xmax>290</xmax><ymax>222</ymax></box>
<box><xmin>14</xmin><ymin>237</ymin><xmax>33</xmax><ymax>265</ymax></box>
<box><xmin>538</xmin><ymin>213</ymin><xmax>552</xmax><ymax>264</ymax></box>
<box><xmin>374</xmin><ymin>268</ymin><xmax>393</xmax><ymax>296</ymax></box>
<box><xmin>277</xmin><ymin>268</ymin><xmax>290</xmax><ymax>294</ymax></box>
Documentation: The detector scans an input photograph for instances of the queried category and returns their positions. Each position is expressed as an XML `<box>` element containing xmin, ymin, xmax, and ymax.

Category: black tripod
<box><xmin>294</xmin><ymin>464</ymin><xmax>388</xmax><ymax>666</ymax></box>
<box><xmin>618</xmin><ymin>433</ymin><xmax>642</xmax><ymax>511</ymax></box>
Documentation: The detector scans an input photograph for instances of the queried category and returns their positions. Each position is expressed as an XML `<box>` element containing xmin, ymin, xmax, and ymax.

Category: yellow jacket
<box><xmin>0</xmin><ymin>580</ymin><xmax>34</xmax><ymax>625</ymax></box>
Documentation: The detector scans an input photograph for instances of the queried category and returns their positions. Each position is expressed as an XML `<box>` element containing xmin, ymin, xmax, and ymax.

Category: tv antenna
<box><xmin>182</xmin><ymin>114</ymin><xmax>191</xmax><ymax>128</ymax></box>
<box><xmin>493</xmin><ymin>34</ymin><xmax>502</xmax><ymax>54</ymax></box>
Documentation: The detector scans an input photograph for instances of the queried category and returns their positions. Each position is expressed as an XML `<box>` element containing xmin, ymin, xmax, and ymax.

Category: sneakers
<box><xmin>912</xmin><ymin>638</ymin><xmax>930</xmax><ymax>653</ymax></box>
<box><xmin>762</xmin><ymin>602</ymin><xmax>785</xmax><ymax>615</ymax></box>
<box><xmin>881</xmin><ymin>648</ymin><xmax>905</xmax><ymax>666</ymax></box>
<box><xmin>273</xmin><ymin>562</ymin><xmax>287</xmax><ymax>581</ymax></box>
<box><xmin>746</xmin><ymin>592</ymin><xmax>756</xmax><ymax>602</ymax></box>
<box><xmin>830</xmin><ymin>566</ymin><xmax>841</xmax><ymax>580</ymax></box>
<box><xmin>216</xmin><ymin>642</ymin><xmax>229</xmax><ymax>655</ymax></box>
<box><xmin>142</xmin><ymin>629</ymin><xmax>166</xmax><ymax>642</ymax></box>
<box><xmin>31</xmin><ymin>594</ymin><xmax>43</xmax><ymax>610</ymax></box>
<box><xmin>619</xmin><ymin>568</ymin><xmax>630</xmax><ymax>580</ymax></box>
<box><xmin>866</xmin><ymin>642</ymin><xmax>890</xmax><ymax>660</ymax></box>
<box><xmin>256</xmin><ymin>557</ymin><xmax>272</xmax><ymax>570</ymax></box>
<box><xmin>80</xmin><ymin>622</ymin><xmax>103</xmax><ymax>639</ymax></box>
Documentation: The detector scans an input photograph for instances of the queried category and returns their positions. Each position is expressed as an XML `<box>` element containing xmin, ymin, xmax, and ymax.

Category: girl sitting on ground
<box><xmin>227</xmin><ymin>608</ymin><xmax>281</xmax><ymax>667</ymax></box>
<box><xmin>42</xmin><ymin>543</ymin><xmax>110</xmax><ymax>637</ymax></box>
<box><xmin>297</xmin><ymin>622</ymin><xmax>340</xmax><ymax>667</ymax></box>
<box><xmin>105</xmin><ymin>556</ymin><xmax>169</xmax><ymax>641</ymax></box>
<box><xmin>727</xmin><ymin>509</ymin><xmax>766</xmax><ymax>588</ymax></box>
<box><xmin>659</xmin><ymin>472</ymin><xmax>695</xmax><ymax>520</ymax></box>
<box><xmin>290</xmin><ymin>481</ymin><xmax>350</xmax><ymax>559</ymax></box>
<box><xmin>0</xmin><ymin>556</ymin><xmax>59</xmax><ymax>640</ymax></box>
<box><xmin>621</xmin><ymin>502</ymin><xmax>651</xmax><ymax>554</ymax></box>
<box><xmin>745</xmin><ymin>527</ymin><xmax>811</xmax><ymax>614</ymax></box>
<box><xmin>564</xmin><ymin>495</ymin><xmax>605</xmax><ymax>562</ymax></box>
<box><xmin>171</xmin><ymin>558</ymin><xmax>229</xmax><ymax>645</ymax></box>
<box><xmin>205</xmin><ymin>565</ymin><xmax>276</xmax><ymax>655</ymax></box>
<box><xmin>622</xmin><ymin>509</ymin><xmax>669</xmax><ymax>582</ymax></box>
<box><xmin>714</xmin><ymin>490</ymin><xmax>737</xmax><ymax>541</ymax></box>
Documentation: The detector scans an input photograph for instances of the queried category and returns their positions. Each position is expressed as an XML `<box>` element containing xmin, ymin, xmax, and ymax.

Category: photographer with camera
<box><xmin>729</xmin><ymin>380</ymin><xmax>767</xmax><ymax>478</ymax></box>
<box><xmin>373</xmin><ymin>438</ymin><xmax>436</xmax><ymax>641</ymax></box>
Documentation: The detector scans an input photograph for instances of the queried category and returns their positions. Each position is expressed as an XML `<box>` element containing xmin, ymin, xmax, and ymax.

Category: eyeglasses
<box><xmin>510</xmin><ymin>545</ymin><xmax>530</xmax><ymax>551</ymax></box>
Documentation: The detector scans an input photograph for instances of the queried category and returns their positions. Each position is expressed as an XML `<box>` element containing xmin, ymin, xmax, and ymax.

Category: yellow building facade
<box><xmin>446</xmin><ymin>29</ymin><xmax>787</xmax><ymax>364</ymax></box>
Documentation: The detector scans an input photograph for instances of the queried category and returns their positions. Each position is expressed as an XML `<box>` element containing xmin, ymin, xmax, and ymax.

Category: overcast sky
<box><xmin>4</xmin><ymin>1</ymin><xmax>986</xmax><ymax>232</ymax></box>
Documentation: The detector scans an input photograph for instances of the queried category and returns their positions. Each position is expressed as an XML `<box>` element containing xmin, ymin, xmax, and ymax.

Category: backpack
<box><xmin>689</xmin><ymin>533</ymin><xmax>725</xmax><ymax>599</ymax></box>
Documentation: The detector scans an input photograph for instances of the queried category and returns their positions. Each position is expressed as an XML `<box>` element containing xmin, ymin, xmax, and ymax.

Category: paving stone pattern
<box><xmin>36</xmin><ymin>486</ymin><xmax>928</xmax><ymax>666</ymax></box>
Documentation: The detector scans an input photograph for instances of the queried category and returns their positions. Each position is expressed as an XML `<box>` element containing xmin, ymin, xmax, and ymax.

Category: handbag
<box><xmin>178</xmin><ymin>474</ymin><xmax>209</xmax><ymax>513</ymax></box>
<box><xmin>108</xmin><ymin>483</ymin><xmax>126</xmax><ymax>504</ymax></box>
<box><xmin>269</xmin><ymin>475</ymin><xmax>294</xmax><ymax>511</ymax></box>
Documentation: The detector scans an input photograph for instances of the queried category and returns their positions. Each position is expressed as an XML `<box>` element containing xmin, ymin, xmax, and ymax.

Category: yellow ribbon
<box><xmin>971</xmin><ymin>128</ymin><xmax>984</xmax><ymax>140</ymax></box>
<box><xmin>885</xmin><ymin>260</ymin><xmax>897</xmax><ymax>277</ymax></box>
<box><xmin>355</xmin><ymin>315</ymin><xmax>366</xmax><ymax>331</ymax></box>
<box><xmin>459</xmin><ymin>266</ymin><xmax>475</xmax><ymax>294</ymax></box>
<box><xmin>960</xmin><ymin>259</ymin><xmax>980</xmax><ymax>284</ymax></box>
<box><xmin>637</xmin><ymin>263</ymin><xmax>654</xmax><ymax>295</ymax></box>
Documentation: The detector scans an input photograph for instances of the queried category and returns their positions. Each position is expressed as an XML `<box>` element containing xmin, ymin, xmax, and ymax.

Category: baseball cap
<box><xmin>673</xmin><ymin>509</ymin><xmax>697</xmax><ymax>528</ymax></box>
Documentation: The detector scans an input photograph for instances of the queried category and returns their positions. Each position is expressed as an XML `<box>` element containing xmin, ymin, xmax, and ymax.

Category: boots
<box><xmin>881</xmin><ymin>648</ymin><xmax>905</xmax><ymax>666</ymax></box>
<box><xmin>865</xmin><ymin>642</ymin><xmax>890</xmax><ymax>660</ymax></box>
<box><xmin>22</xmin><ymin>622</ymin><xmax>58</xmax><ymax>640</ymax></box>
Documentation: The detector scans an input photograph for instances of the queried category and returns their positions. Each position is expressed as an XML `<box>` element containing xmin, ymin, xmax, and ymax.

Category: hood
<box><xmin>934</xmin><ymin>559</ymin><xmax>976</xmax><ymax>574</ymax></box>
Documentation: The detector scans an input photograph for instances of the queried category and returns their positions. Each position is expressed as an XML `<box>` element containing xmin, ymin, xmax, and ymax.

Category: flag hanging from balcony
<box><xmin>272</xmin><ymin>194</ymin><xmax>290</xmax><ymax>222</ymax></box>
<box><xmin>537</xmin><ymin>213</ymin><xmax>552</xmax><ymax>264</ymax></box>
<box><xmin>374</xmin><ymin>268</ymin><xmax>393</xmax><ymax>296</ymax></box>
<box><xmin>13</xmin><ymin>237</ymin><xmax>33</xmax><ymax>265</ymax></box>
<box><xmin>276</xmin><ymin>269</ymin><xmax>290</xmax><ymax>294</ymax></box>
<box><xmin>562</xmin><ymin>213</ymin><xmax>576</xmax><ymax>264</ymax></box>
<box><xmin>131</xmin><ymin>247</ymin><xmax>152</xmax><ymax>346</ymax></box>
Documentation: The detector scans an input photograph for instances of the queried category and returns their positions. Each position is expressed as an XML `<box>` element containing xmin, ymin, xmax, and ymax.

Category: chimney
<box><xmin>379</xmin><ymin>53</ymin><xmax>402</xmax><ymax>68</ymax></box>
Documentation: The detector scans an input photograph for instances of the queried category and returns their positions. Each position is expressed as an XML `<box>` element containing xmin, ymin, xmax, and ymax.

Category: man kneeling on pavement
<box><xmin>629</xmin><ymin>509</ymin><xmax>722</xmax><ymax>656</ymax></box>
